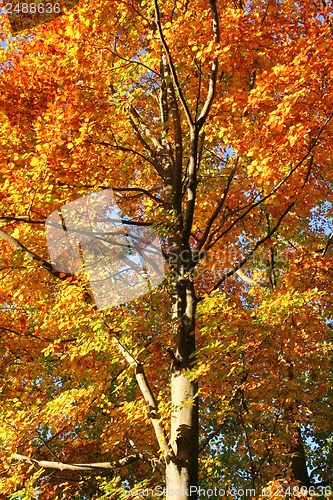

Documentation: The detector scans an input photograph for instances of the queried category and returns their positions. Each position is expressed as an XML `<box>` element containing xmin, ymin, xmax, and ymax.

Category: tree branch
<box><xmin>126</xmin><ymin>435</ymin><xmax>166</xmax><ymax>478</ymax></box>
<box><xmin>0</xmin><ymin>217</ymin><xmax>45</xmax><ymax>224</ymax></box>
<box><xmin>320</xmin><ymin>230</ymin><xmax>333</xmax><ymax>256</ymax></box>
<box><xmin>91</xmin><ymin>139</ymin><xmax>158</xmax><ymax>171</ymax></box>
<box><xmin>235</xmin><ymin>268</ymin><xmax>268</xmax><ymax>289</ymax></box>
<box><xmin>203</xmin><ymin>201</ymin><xmax>295</xmax><ymax>297</ymax></box>
<box><xmin>161</xmin><ymin>53</ymin><xmax>183</xmax><ymax>210</ymax></box>
<box><xmin>127</xmin><ymin>115</ymin><xmax>167</xmax><ymax>179</ymax></box>
<box><xmin>0</xmin><ymin>325</ymin><xmax>76</xmax><ymax>343</ymax></box>
<box><xmin>153</xmin><ymin>0</ymin><xmax>194</xmax><ymax>128</ymax></box>
<box><xmin>197</xmin><ymin>155</ymin><xmax>238</xmax><ymax>251</ymax></box>
<box><xmin>204</xmin><ymin>118</ymin><xmax>331</xmax><ymax>253</ymax></box>
<box><xmin>108</xmin><ymin>327</ymin><xmax>177</xmax><ymax>464</ymax></box>
<box><xmin>198</xmin><ymin>417</ymin><xmax>229</xmax><ymax>454</ymax></box>
<box><xmin>0</xmin><ymin>228</ymin><xmax>74</xmax><ymax>281</ymax></box>
<box><xmin>130</xmin><ymin>106</ymin><xmax>164</xmax><ymax>153</ymax></box>
<box><xmin>12</xmin><ymin>453</ymin><xmax>140</xmax><ymax>472</ymax></box>
<box><xmin>199</xmin><ymin>382</ymin><xmax>246</xmax><ymax>453</ymax></box>
<box><xmin>196</xmin><ymin>0</ymin><xmax>220</xmax><ymax>130</ymax></box>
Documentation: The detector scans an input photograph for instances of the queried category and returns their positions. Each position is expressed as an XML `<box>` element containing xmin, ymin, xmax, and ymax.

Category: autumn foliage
<box><xmin>0</xmin><ymin>0</ymin><xmax>333</xmax><ymax>498</ymax></box>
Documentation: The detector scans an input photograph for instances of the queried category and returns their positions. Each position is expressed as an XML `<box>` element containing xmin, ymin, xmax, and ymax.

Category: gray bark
<box><xmin>166</xmin><ymin>278</ymin><xmax>198</xmax><ymax>499</ymax></box>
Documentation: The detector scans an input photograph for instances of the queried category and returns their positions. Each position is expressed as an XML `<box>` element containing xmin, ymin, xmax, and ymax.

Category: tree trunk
<box><xmin>279</xmin><ymin>352</ymin><xmax>310</xmax><ymax>487</ymax></box>
<box><xmin>160</xmin><ymin>38</ymin><xmax>200</xmax><ymax>495</ymax></box>
<box><xmin>288</xmin><ymin>426</ymin><xmax>310</xmax><ymax>488</ymax></box>
<box><xmin>166</xmin><ymin>278</ymin><xmax>198</xmax><ymax>499</ymax></box>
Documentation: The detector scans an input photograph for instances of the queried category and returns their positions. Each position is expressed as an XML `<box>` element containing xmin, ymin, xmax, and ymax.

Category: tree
<box><xmin>0</xmin><ymin>0</ymin><xmax>333</xmax><ymax>498</ymax></box>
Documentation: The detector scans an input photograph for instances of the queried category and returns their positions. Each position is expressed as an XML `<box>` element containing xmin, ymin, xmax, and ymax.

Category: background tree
<box><xmin>0</xmin><ymin>0</ymin><xmax>333</xmax><ymax>498</ymax></box>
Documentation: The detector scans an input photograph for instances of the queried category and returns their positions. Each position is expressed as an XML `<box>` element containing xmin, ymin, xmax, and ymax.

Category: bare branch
<box><xmin>260</xmin><ymin>0</ymin><xmax>269</xmax><ymax>26</ymax></box>
<box><xmin>208</xmin><ymin>0</ymin><xmax>220</xmax><ymax>42</ymax></box>
<box><xmin>110</xmin><ymin>187</ymin><xmax>165</xmax><ymax>204</ymax></box>
<box><xmin>198</xmin><ymin>417</ymin><xmax>228</xmax><ymax>454</ymax></box>
<box><xmin>205</xmin><ymin>118</ymin><xmax>332</xmax><ymax>253</ymax></box>
<box><xmin>36</xmin><ymin>430</ymin><xmax>64</xmax><ymax>463</ymax></box>
<box><xmin>0</xmin><ymin>228</ymin><xmax>73</xmax><ymax>281</ymax></box>
<box><xmin>127</xmin><ymin>115</ymin><xmax>167</xmax><ymax>179</ymax></box>
<box><xmin>91</xmin><ymin>139</ymin><xmax>158</xmax><ymax>170</ymax></box>
<box><xmin>104</xmin><ymin>46</ymin><xmax>161</xmax><ymax>78</ymax></box>
<box><xmin>126</xmin><ymin>435</ymin><xmax>166</xmax><ymax>478</ymax></box>
<box><xmin>235</xmin><ymin>268</ymin><xmax>268</xmax><ymax>289</ymax></box>
<box><xmin>153</xmin><ymin>0</ymin><xmax>194</xmax><ymax>128</ymax></box>
<box><xmin>130</xmin><ymin>106</ymin><xmax>164</xmax><ymax>152</ymax></box>
<box><xmin>197</xmin><ymin>57</ymin><xmax>217</xmax><ymax>121</ymax></box>
<box><xmin>13</xmin><ymin>453</ymin><xmax>140</xmax><ymax>472</ymax></box>
<box><xmin>197</xmin><ymin>155</ymin><xmax>238</xmax><ymax>251</ymax></box>
<box><xmin>321</xmin><ymin>231</ymin><xmax>333</xmax><ymax>256</ymax></box>
<box><xmin>204</xmin><ymin>201</ymin><xmax>295</xmax><ymax>297</ymax></box>
<box><xmin>302</xmin><ymin>155</ymin><xmax>314</xmax><ymax>188</ymax></box>
<box><xmin>182</xmin><ymin>128</ymin><xmax>199</xmax><ymax>244</ymax></box>
<box><xmin>199</xmin><ymin>381</ymin><xmax>246</xmax><ymax>453</ymax></box>
<box><xmin>196</xmin><ymin>0</ymin><xmax>220</xmax><ymax>130</ymax></box>
<box><xmin>108</xmin><ymin>328</ymin><xmax>177</xmax><ymax>464</ymax></box>
<box><xmin>194</xmin><ymin>60</ymin><xmax>202</xmax><ymax>123</ymax></box>
<box><xmin>161</xmin><ymin>53</ymin><xmax>183</xmax><ymax>209</ymax></box>
<box><xmin>197</xmin><ymin>131</ymin><xmax>205</xmax><ymax>171</ymax></box>
<box><xmin>264</xmin><ymin>212</ymin><xmax>277</xmax><ymax>290</ymax></box>
<box><xmin>0</xmin><ymin>326</ymin><xmax>77</xmax><ymax>343</ymax></box>
<box><xmin>0</xmin><ymin>217</ymin><xmax>45</xmax><ymax>224</ymax></box>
